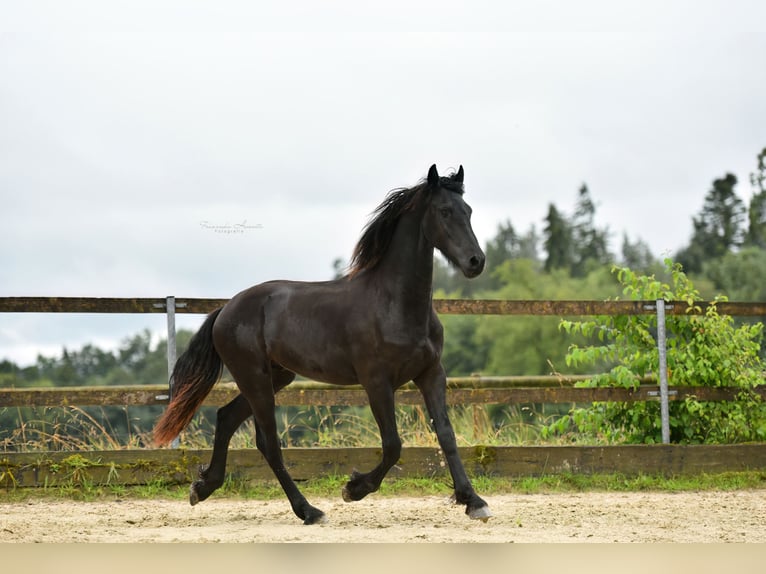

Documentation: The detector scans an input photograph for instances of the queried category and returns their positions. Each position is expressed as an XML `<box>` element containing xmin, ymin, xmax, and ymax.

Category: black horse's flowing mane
<box><xmin>347</xmin><ymin>170</ymin><xmax>464</xmax><ymax>278</ymax></box>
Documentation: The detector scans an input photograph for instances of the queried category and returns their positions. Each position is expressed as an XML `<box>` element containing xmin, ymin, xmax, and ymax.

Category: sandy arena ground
<box><xmin>1</xmin><ymin>490</ymin><xmax>765</xmax><ymax>542</ymax></box>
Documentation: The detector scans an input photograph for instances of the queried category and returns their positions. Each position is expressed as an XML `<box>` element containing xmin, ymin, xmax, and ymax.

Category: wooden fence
<box><xmin>2</xmin><ymin>296</ymin><xmax>766</xmax><ymax>487</ymax></box>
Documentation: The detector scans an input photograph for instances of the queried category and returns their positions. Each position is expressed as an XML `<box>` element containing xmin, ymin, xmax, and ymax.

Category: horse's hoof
<box><xmin>303</xmin><ymin>508</ymin><xmax>328</xmax><ymax>525</ymax></box>
<box><xmin>189</xmin><ymin>482</ymin><xmax>204</xmax><ymax>506</ymax></box>
<box><xmin>341</xmin><ymin>485</ymin><xmax>353</xmax><ymax>503</ymax></box>
<box><xmin>190</xmin><ymin>489</ymin><xmax>200</xmax><ymax>506</ymax></box>
<box><xmin>468</xmin><ymin>504</ymin><xmax>492</xmax><ymax>522</ymax></box>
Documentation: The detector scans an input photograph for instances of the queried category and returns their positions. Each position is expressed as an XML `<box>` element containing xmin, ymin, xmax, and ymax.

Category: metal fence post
<box><xmin>166</xmin><ymin>295</ymin><xmax>179</xmax><ymax>449</ymax></box>
<box><xmin>656</xmin><ymin>299</ymin><xmax>671</xmax><ymax>444</ymax></box>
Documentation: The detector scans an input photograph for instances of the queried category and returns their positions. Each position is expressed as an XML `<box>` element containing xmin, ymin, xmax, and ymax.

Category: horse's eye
<box><xmin>440</xmin><ymin>208</ymin><xmax>452</xmax><ymax>219</ymax></box>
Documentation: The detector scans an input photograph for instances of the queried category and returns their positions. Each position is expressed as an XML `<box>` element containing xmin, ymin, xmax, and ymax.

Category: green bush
<box><xmin>548</xmin><ymin>259</ymin><xmax>766</xmax><ymax>444</ymax></box>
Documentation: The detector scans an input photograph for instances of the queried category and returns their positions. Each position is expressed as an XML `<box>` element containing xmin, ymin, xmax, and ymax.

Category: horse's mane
<box><xmin>346</xmin><ymin>169</ymin><xmax>464</xmax><ymax>278</ymax></box>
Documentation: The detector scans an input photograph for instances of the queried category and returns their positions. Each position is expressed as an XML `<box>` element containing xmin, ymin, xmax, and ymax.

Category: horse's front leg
<box><xmin>414</xmin><ymin>364</ymin><xmax>492</xmax><ymax>521</ymax></box>
<box><xmin>342</xmin><ymin>381</ymin><xmax>401</xmax><ymax>502</ymax></box>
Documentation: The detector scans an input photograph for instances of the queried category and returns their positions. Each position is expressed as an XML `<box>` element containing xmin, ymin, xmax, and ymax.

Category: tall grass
<box><xmin>1</xmin><ymin>402</ymin><xmax>573</xmax><ymax>452</ymax></box>
<box><xmin>1</xmin><ymin>406</ymin><xmax>153</xmax><ymax>452</ymax></box>
<box><xmin>181</xmin><ymin>403</ymin><xmax>573</xmax><ymax>450</ymax></box>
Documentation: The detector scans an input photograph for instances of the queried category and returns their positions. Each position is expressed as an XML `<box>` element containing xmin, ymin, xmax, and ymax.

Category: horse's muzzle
<box><xmin>463</xmin><ymin>254</ymin><xmax>486</xmax><ymax>278</ymax></box>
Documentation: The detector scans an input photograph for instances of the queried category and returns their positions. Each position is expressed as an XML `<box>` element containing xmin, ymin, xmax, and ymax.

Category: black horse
<box><xmin>154</xmin><ymin>164</ymin><xmax>491</xmax><ymax>524</ymax></box>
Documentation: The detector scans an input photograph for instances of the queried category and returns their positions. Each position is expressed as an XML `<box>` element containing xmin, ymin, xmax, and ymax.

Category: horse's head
<box><xmin>422</xmin><ymin>164</ymin><xmax>485</xmax><ymax>278</ymax></box>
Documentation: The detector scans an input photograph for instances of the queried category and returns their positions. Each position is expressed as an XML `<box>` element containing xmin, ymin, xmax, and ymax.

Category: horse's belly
<box><xmin>269</xmin><ymin>344</ymin><xmax>359</xmax><ymax>386</ymax></box>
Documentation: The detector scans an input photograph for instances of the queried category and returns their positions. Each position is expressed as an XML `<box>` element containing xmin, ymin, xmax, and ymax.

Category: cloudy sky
<box><xmin>2</xmin><ymin>1</ymin><xmax>765</xmax><ymax>366</ymax></box>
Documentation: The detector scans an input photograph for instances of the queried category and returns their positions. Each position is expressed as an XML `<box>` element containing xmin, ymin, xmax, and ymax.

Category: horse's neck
<box><xmin>371</xmin><ymin>212</ymin><xmax>435</xmax><ymax>316</ymax></box>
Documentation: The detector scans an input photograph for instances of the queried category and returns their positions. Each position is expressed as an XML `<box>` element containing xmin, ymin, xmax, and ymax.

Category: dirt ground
<box><xmin>1</xmin><ymin>489</ymin><xmax>765</xmax><ymax>542</ymax></box>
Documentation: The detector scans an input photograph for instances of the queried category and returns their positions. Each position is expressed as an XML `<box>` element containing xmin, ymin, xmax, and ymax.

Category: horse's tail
<box><xmin>153</xmin><ymin>308</ymin><xmax>224</xmax><ymax>446</ymax></box>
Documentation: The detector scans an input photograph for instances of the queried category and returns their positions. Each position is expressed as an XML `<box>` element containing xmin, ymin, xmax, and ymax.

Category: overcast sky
<box><xmin>2</xmin><ymin>1</ymin><xmax>765</xmax><ymax>367</ymax></box>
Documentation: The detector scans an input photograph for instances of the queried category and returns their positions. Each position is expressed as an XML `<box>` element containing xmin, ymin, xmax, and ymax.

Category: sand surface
<box><xmin>2</xmin><ymin>489</ymin><xmax>764</xmax><ymax>542</ymax></box>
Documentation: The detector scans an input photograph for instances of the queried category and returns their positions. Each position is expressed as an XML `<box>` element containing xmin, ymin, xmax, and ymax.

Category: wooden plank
<box><xmin>705</xmin><ymin>301</ymin><xmax>766</xmax><ymax>317</ymax></box>
<box><xmin>0</xmin><ymin>297</ymin><xmax>167</xmax><ymax>314</ymax></box>
<box><xmin>2</xmin><ymin>383</ymin><xmax>763</xmax><ymax>408</ymax></box>
<box><xmin>475</xmin><ymin>444</ymin><xmax>766</xmax><ymax>477</ymax></box>
<box><xmin>0</xmin><ymin>297</ymin><xmax>227</xmax><ymax>314</ymax></box>
<box><xmin>3</xmin><ymin>296</ymin><xmax>766</xmax><ymax>316</ymax></box>
<box><xmin>3</xmin><ymin>444</ymin><xmax>766</xmax><ymax>488</ymax></box>
<box><xmin>0</xmin><ymin>386</ymin><xmax>173</xmax><ymax>407</ymax></box>
<box><xmin>433</xmin><ymin>299</ymin><xmax>654</xmax><ymax>315</ymax></box>
<box><xmin>433</xmin><ymin>298</ymin><xmax>766</xmax><ymax>316</ymax></box>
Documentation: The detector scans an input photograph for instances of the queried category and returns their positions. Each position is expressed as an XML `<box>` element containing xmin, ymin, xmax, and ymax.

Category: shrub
<box><xmin>548</xmin><ymin>259</ymin><xmax>766</xmax><ymax>444</ymax></box>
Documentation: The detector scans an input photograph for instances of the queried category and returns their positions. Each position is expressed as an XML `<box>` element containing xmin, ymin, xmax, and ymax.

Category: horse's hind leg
<box><xmin>342</xmin><ymin>380</ymin><xmax>401</xmax><ymax>502</ymax></box>
<box><xmin>190</xmin><ymin>394</ymin><xmax>251</xmax><ymax>505</ymax></box>
<box><xmin>229</xmin><ymin>364</ymin><xmax>326</xmax><ymax>525</ymax></box>
<box><xmin>190</xmin><ymin>367</ymin><xmax>296</xmax><ymax>506</ymax></box>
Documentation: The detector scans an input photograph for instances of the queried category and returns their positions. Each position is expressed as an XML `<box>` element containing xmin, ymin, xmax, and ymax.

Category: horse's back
<box><xmin>214</xmin><ymin>278</ymin><xmax>361</xmax><ymax>385</ymax></box>
<box><xmin>213</xmin><ymin>277</ymin><xmax>443</xmax><ymax>388</ymax></box>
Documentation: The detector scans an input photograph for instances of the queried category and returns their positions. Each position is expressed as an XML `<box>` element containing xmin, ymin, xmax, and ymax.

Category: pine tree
<box><xmin>620</xmin><ymin>233</ymin><xmax>656</xmax><ymax>273</ymax></box>
<box><xmin>745</xmin><ymin>148</ymin><xmax>766</xmax><ymax>249</ymax></box>
<box><xmin>543</xmin><ymin>203</ymin><xmax>573</xmax><ymax>273</ymax></box>
<box><xmin>570</xmin><ymin>184</ymin><xmax>610</xmax><ymax>277</ymax></box>
<box><xmin>485</xmin><ymin>219</ymin><xmax>519</xmax><ymax>271</ymax></box>
<box><xmin>677</xmin><ymin>173</ymin><xmax>745</xmax><ymax>273</ymax></box>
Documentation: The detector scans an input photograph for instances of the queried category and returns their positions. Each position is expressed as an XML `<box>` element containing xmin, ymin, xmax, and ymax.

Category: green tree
<box><xmin>434</xmin><ymin>219</ymin><xmax>541</xmax><ymax>295</ymax></box>
<box><xmin>620</xmin><ymin>233</ymin><xmax>658</xmax><ymax>274</ymax></box>
<box><xmin>745</xmin><ymin>192</ymin><xmax>766</xmax><ymax>249</ymax></box>
<box><xmin>744</xmin><ymin>148</ymin><xmax>766</xmax><ymax>248</ymax></box>
<box><xmin>480</xmin><ymin>220</ymin><xmax>541</xmax><ymax>291</ymax></box>
<box><xmin>704</xmin><ymin>247</ymin><xmax>766</xmax><ymax>302</ymax></box>
<box><xmin>570</xmin><ymin>184</ymin><xmax>611</xmax><ymax>277</ymax></box>
<box><xmin>751</xmin><ymin>147</ymin><xmax>766</xmax><ymax>194</ymax></box>
<box><xmin>440</xmin><ymin>314</ymin><xmax>488</xmax><ymax>376</ymax></box>
<box><xmin>468</xmin><ymin>260</ymin><xmax>619</xmax><ymax>376</ymax></box>
<box><xmin>484</xmin><ymin>219</ymin><xmax>518</xmax><ymax>269</ymax></box>
<box><xmin>543</xmin><ymin>203</ymin><xmax>573</xmax><ymax>273</ymax></box>
<box><xmin>677</xmin><ymin>173</ymin><xmax>746</xmax><ymax>273</ymax></box>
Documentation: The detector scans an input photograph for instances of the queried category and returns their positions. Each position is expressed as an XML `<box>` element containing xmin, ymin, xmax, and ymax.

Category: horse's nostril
<box><xmin>466</xmin><ymin>255</ymin><xmax>485</xmax><ymax>276</ymax></box>
<box><xmin>469</xmin><ymin>256</ymin><xmax>483</xmax><ymax>269</ymax></box>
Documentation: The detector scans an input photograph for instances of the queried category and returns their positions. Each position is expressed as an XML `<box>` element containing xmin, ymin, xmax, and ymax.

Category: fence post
<box><xmin>656</xmin><ymin>299</ymin><xmax>671</xmax><ymax>444</ymax></box>
<box><xmin>166</xmin><ymin>295</ymin><xmax>179</xmax><ymax>449</ymax></box>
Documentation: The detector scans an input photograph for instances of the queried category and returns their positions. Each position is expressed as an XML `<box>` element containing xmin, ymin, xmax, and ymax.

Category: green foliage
<box><xmin>704</xmin><ymin>247</ymin><xmax>766</xmax><ymax>303</ymax></box>
<box><xmin>540</xmin><ymin>185</ymin><xmax>613</xmax><ymax>277</ymax></box>
<box><xmin>477</xmin><ymin>263</ymin><xmax>610</xmax><ymax>376</ymax></box>
<box><xmin>550</xmin><ymin>259</ymin><xmax>766</xmax><ymax>444</ymax></box>
<box><xmin>543</xmin><ymin>203</ymin><xmax>573</xmax><ymax>273</ymax></box>
<box><xmin>745</xmin><ymin>147</ymin><xmax>766</xmax><ymax>248</ymax></box>
<box><xmin>676</xmin><ymin>173</ymin><xmax>747</xmax><ymax>274</ymax></box>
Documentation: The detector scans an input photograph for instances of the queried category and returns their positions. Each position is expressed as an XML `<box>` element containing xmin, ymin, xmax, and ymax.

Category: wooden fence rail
<box><xmin>3</xmin><ymin>380</ymin><xmax>766</xmax><ymax>408</ymax></box>
<box><xmin>3</xmin><ymin>296</ymin><xmax>766</xmax><ymax>316</ymax></box>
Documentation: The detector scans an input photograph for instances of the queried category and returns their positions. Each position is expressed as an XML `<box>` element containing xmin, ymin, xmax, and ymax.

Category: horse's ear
<box><xmin>455</xmin><ymin>165</ymin><xmax>464</xmax><ymax>184</ymax></box>
<box><xmin>427</xmin><ymin>164</ymin><xmax>439</xmax><ymax>187</ymax></box>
